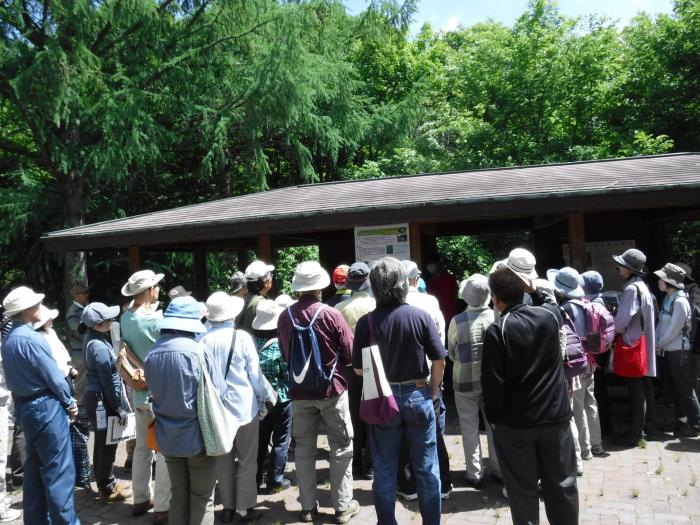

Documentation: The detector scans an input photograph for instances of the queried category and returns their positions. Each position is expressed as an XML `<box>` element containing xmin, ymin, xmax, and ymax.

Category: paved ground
<box><xmin>6</xmin><ymin>392</ymin><xmax>700</xmax><ymax>524</ymax></box>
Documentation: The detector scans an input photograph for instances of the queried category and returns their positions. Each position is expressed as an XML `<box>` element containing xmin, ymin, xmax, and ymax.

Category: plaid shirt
<box><xmin>258</xmin><ymin>337</ymin><xmax>289</xmax><ymax>403</ymax></box>
<box><xmin>447</xmin><ymin>306</ymin><xmax>494</xmax><ymax>393</ymax></box>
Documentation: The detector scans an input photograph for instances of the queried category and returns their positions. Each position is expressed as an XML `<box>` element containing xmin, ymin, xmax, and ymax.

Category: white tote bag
<box><xmin>359</xmin><ymin>343</ymin><xmax>399</xmax><ymax>425</ymax></box>
<box><xmin>197</xmin><ymin>352</ymin><xmax>238</xmax><ymax>456</ymax></box>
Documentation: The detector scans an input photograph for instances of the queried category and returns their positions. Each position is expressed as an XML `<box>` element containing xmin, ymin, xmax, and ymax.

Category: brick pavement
<box><xmin>6</xmin><ymin>399</ymin><xmax>700</xmax><ymax>524</ymax></box>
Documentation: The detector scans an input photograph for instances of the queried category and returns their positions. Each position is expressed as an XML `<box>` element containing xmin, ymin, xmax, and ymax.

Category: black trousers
<box><xmin>627</xmin><ymin>376</ymin><xmax>657</xmax><ymax>439</ymax></box>
<box><xmin>494</xmin><ymin>422</ymin><xmax>578</xmax><ymax>525</ymax></box>
<box><xmin>85</xmin><ymin>393</ymin><xmax>118</xmax><ymax>493</ymax></box>
<box><xmin>665</xmin><ymin>351</ymin><xmax>700</xmax><ymax>428</ymax></box>
<box><xmin>348</xmin><ymin>370</ymin><xmax>372</xmax><ymax>471</ymax></box>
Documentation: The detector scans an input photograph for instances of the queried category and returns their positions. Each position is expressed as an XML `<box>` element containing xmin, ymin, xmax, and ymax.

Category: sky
<box><xmin>344</xmin><ymin>0</ymin><xmax>674</xmax><ymax>32</ymax></box>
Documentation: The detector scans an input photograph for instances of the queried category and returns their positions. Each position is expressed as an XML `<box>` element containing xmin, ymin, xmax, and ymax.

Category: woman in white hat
<box><xmin>252</xmin><ymin>299</ymin><xmax>292</xmax><ymax>495</ymax></box>
<box><xmin>199</xmin><ymin>292</ymin><xmax>268</xmax><ymax>523</ymax></box>
<box><xmin>33</xmin><ymin>305</ymin><xmax>93</xmax><ymax>491</ymax></box>
<box><xmin>654</xmin><ymin>263</ymin><xmax>700</xmax><ymax>438</ymax></box>
<box><xmin>1</xmin><ymin>286</ymin><xmax>76</xmax><ymax>524</ymax></box>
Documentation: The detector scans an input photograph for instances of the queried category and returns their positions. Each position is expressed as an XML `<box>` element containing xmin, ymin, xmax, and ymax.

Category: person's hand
<box><xmin>523</xmin><ymin>278</ymin><xmax>536</xmax><ymax>294</ymax></box>
<box><xmin>118</xmin><ymin>408</ymin><xmax>130</xmax><ymax>426</ymax></box>
<box><xmin>67</xmin><ymin>404</ymin><xmax>79</xmax><ymax>421</ymax></box>
<box><xmin>432</xmin><ymin>395</ymin><xmax>441</xmax><ymax>415</ymax></box>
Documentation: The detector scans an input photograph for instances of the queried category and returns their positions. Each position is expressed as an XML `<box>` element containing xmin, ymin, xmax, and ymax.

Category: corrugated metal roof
<box><xmin>43</xmin><ymin>153</ymin><xmax>700</xmax><ymax>250</ymax></box>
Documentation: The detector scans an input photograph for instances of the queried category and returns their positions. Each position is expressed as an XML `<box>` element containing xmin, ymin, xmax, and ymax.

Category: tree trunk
<box><xmin>59</xmin><ymin>171</ymin><xmax>88</xmax><ymax>308</ymax></box>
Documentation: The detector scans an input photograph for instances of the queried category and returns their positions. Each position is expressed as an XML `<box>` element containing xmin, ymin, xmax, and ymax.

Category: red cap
<box><xmin>332</xmin><ymin>265</ymin><xmax>350</xmax><ymax>286</ymax></box>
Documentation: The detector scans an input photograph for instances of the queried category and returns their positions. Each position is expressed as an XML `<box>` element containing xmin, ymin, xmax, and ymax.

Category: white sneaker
<box><xmin>0</xmin><ymin>505</ymin><xmax>21</xmax><ymax>522</ymax></box>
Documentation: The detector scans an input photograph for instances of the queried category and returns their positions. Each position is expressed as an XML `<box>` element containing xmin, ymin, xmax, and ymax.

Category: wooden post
<box><xmin>237</xmin><ymin>249</ymin><xmax>249</xmax><ymax>272</ymax></box>
<box><xmin>258</xmin><ymin>233</ymin><xmax>273</xmax><ymax>263</ymax></box>
<box><xmin>410</xmin><ymin>223</ymin><xmax>422</xmax><ymax>267</ymax></box>
<box><xmin>128</xmin><ymin>246</ymin><xmax>142</xmax><ymax>272</ymax></box>
<box><xmin>568</xmin><ymin>212</ymin><xmax>586</xmax><ymax>270</ymax></box>
<box><xmin>193</xmin><ymin>248</ymin><xmax>208</xmax><ymax>300</ymax></box>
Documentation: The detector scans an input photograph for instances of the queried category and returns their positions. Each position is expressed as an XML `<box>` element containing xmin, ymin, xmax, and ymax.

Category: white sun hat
<box><xmin>2</xmin><ymin>286</ymin><xmax>45</xmax><ymax>317</ymax></box>
<box><xmin>291</xmin><ymin>261</ymin><xmax>331</xmax><ymax>292</ymax></box>
<box><xmin>252</xmin><ymin>299</ymin><xmax>283</xmax><ymax>331</ymax></box>
<box><xmin>205</xmin><ymin>292</ymin><xmax>245</xmax><ymax>323</ymax></box>
<box><xmin>121</xmin><ymin>270</ymin><xmax>165</xmax><ymax>297</ymax></box>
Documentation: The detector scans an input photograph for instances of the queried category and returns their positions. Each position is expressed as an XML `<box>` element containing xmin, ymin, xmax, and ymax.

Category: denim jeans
<box><xmin>370</xmin><ymin>384</ymin><xmax>441</xmax><ymax>525</ymax></box>
<box><xmin>257</xmin><ymin>400</ymin><xmax>293</xmax><ymax>485</ymax></box>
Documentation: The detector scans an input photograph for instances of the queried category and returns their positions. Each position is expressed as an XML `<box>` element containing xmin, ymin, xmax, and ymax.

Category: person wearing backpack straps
<box><xmin>612</xmin><ymin>249</ymin><xmax>658</xmax><ymax>447</ymax></box>
<box><xmin>548</xmin><ymin>268</ymin><xmax>609</xmax><ymax>466</ymax></box>
<box><xmin>654</xmin><ymin>263</ymin><xmax>700</xmax><ymax>438</ymax></box>
<box><xmin>277</xmin><ymin>261</ymin><xmax>359</xmax><ymax>524</ymax></box>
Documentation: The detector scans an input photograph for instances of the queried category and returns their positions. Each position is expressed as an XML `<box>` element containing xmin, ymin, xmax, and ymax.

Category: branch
<box><xmin>18</xmin><ymin>0</ymin><xmax>45</xmax><ymax>47</ymax></box>
<box><xmin>91</xmin><ymin>0</ymin><xmax>122</xmax><ymax>53</ymax></box>
<box><xmin>93</xmin><ymin>0</ymin><xmax>175</xmax><ymax>56</ymax></box>
<box><xmin>0</xmin><ymin>137</ymin><xmax>37</xmax><ymax>160</ymax></box>
<box><xmin>139</xmin><ymin>17</ymin><xmax>275</xmax><ymax>88</ymax></box>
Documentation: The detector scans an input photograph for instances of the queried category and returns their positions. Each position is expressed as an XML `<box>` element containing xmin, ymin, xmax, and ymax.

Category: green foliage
<box><xmin>275</xmin><ymin>245</ymin><xmax>320</xmax><ymax>295</ymax></box>
<box><xmin>436</xmin><ymin>236</ymin><xmax>497</xmax><ymax>282</ymax></box>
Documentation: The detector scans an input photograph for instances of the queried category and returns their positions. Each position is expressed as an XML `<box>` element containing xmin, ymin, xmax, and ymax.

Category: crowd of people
<box><xmin>0</xmin><ymin>246</ymin><xmax>698</xmax><ymax>525</ymax></box>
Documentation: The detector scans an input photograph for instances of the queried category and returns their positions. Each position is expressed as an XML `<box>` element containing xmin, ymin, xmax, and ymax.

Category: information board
<box><xmin>354</xmin><ymin>224</ymin><xmax>410</xmax><ymax>263</ymax></box>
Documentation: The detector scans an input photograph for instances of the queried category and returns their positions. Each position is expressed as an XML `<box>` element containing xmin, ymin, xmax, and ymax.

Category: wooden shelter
<box><xmin>43</xmin><ymin>153</ymin><xmax>700</xmax><ymax>297</ymax></box>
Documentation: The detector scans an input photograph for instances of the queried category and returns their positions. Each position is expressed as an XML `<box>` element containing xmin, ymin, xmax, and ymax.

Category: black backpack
<box><xmin>287</xmin><ymin>305</ymin><xmax>337</xmax><ymax>396</ymax></box>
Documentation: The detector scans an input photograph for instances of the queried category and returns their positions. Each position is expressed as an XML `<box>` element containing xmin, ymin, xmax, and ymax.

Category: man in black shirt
<box><xmin>482</xmin><ymin>266</ymin><xmax>578</xmax><ymax>525</ymax></box>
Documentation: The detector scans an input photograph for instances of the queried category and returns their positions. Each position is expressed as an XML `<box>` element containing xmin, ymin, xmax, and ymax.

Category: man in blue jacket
<box><xmin>2</xmin><ymin>286</ymin><xmax>79</xmax><ymax>524</ymax></box>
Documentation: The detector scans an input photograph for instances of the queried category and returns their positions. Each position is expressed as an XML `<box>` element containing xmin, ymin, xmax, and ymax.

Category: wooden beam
<box><xmin>128</xmin><ymin>246</ymin><xmax>142</xmax><ymax>272</ymax></box>
<box><xmin>258</xmin><ymin>233</ymin><xmax>273</xmax><ymax>263</ymax></box>
<box><xmin>193</xmin><ymin>248</ymin><xmax>208</xmax><ymax>300</ymax></box>
<box><xmin>568</xmin><ymin>212</ymin><xmax>586</xmax><ymax>270</ymax></box>
<box><xmin>410</xmin><ymin>223</ymin><xmax>422</xmax><ymax>267</ymax></box>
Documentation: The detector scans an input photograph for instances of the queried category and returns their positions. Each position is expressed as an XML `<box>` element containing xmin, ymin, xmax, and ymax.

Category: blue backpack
<box><xmin>287</xmin><ymin>305</ymin><xmax>337</xmax><ymax>396</ymax></box>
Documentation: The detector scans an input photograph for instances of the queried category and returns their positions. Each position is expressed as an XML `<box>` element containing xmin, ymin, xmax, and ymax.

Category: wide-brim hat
<box><xmin>547</xmin><ymin>267</ymin><xmax>585</xmax><ymax>299</ymax></box>
<box><xmin>159</xmin><ymin>296</ymin><xmax>207</xmax><ymax>333</ymax></box>
<box><xmin>275</xmin><ymin>294</ymin><xmax>296</xmax><ymax>308</ymax></box>
<box><xmin>675</xmin><ymin>262</ymin><xmax>694</xmax><ymax>283</ymax></box>
<box><xmin>81</xmin><ymin>302</ymin><xmax>121</xmax><ymax>328</ymax></box>
<box><xmin>34</xmin><ymin>304</ymin><xmax>59</xmax><ymax>330</ymax></box>
<box><xmin>654</xmin><ymin>263</ymin><xmax>686</xmax><ymax>289</ymax></box>
<box><xmin>612</xmin><ymin>248</ymin><xmax>646</xmax><ymax>275</ymax></box>
<box><xmin>252</xmin><ymin>299</ymin><xmax>283</xmax><ymax>331</ymax></box>
<box><xmin>491</xmin><ymin>248</ymin><xmax>538</xmax><ymax>287</ymax></box>
<box><xmin>121</xmin><ymin>270</ymin><xmax>165</xmax><ymax>297</ymax></box>
<box><xmin>205</xmin><ymin>292</ymin><xmax>244</xmax><ymax>323</ymax></box>
<box><xmin>2</xmin><ymin>286</ymin><xmax>45</xmax><ymax>317</ymax></box>
<box><xmin>292</xmin><ymin>261</ymin><xmax>330</xmax><ymax>292</ymax></box>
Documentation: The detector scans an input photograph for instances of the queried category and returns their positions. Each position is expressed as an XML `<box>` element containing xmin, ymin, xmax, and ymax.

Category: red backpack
<box><xmin>569</xmin><ymin>299</ymin><xmax>615</xmax><ymax>354</ymax></box>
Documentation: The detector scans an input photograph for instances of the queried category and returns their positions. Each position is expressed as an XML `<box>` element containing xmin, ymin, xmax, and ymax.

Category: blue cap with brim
<box><xmin>547</xmin><ymin>267</ymin><xmax>585</xmax><ymax>299</ymax></box>
<box><xmin>81</xmin><ymin>303</ymin><xmax>121</xmax><ymax>328</ymax></box>
<box><xmin>159</xmin><ymin>296</ymin><xmax>207</xmax><ymax>333</ymax></box>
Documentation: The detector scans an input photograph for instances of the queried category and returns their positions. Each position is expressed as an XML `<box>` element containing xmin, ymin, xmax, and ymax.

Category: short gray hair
<box><xmin>370</xmin><ymin>257</ymin><xmax>408</xmax><ymax>306</ymax></box>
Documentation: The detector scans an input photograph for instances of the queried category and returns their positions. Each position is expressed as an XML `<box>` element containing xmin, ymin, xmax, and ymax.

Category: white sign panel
<box><xmin>354</xmin><ymin>224</ymin><xmax>410</xmax><ymax>263</ymax></box>
<box><xmin>562</xmin><ymin>239</ymin><xmax>636</xmax><ymax>292</ymax></box>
